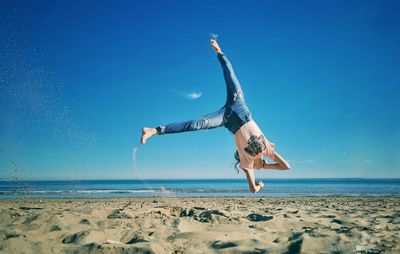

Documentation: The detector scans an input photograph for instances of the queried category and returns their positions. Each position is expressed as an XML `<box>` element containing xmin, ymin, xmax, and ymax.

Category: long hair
<box><xmin>234</xmin><ymin>150</ymin><xmax>240</xmax><ymax>173</ymax></box>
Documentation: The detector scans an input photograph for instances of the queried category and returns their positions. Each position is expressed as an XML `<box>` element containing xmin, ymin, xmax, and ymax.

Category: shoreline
<box><xmin>1</xmin><ymin>195</ymin><xmax>400</xmax><ymax>200</ymax></box>
<box><xmin>1</xmin><ymin>196</ymin><xmax>399</xmax><ymax>253</ymax></box>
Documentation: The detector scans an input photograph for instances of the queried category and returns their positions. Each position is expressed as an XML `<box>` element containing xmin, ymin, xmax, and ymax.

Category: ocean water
<box><xmin>1</xmin><ymin>178</ymin><xmax>400</xmax><ymax>199</ymax></box>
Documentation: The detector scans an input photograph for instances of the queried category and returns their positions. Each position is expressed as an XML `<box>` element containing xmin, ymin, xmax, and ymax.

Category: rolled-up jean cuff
<box><xmin>156</xmin><ymin>126</ymin><xmax>165</xmax><ymax>135</ymax></box>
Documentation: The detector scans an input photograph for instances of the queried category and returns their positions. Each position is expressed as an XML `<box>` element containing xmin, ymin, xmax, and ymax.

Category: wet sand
<box><xmin>0</xmin><ymin>197</ymin><xmax>399</xmax><ymax>253</ymax></box>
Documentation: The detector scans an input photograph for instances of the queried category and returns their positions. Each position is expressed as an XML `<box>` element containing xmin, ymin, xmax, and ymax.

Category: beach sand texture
<box><xmin>0</xmin><ymin>197</ymin><xmax>399</xmax><ymax>253</ymax></box>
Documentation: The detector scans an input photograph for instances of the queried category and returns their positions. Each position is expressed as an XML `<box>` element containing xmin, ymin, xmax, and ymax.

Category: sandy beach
<box><xmin>0</xmin><ymin>197</ymin><xmax>399</xmax><ymax>253</ymax></box>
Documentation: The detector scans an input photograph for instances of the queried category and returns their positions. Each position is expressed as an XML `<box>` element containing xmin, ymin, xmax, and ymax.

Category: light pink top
<box><xmin>233</xmin><ymin>120</ymin><xmax>275</xmax><ymax>169</ymax></box>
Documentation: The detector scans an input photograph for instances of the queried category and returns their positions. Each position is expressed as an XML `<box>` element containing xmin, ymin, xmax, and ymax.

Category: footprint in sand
<box><xmin>211</xmin><ymin>240</ymin><xmax>238</xmax><ymax>249</ymax></box>
<box><xmin>62</xmin><ymin>231</ymin><xmax>89</xmax><ymax>244</ymax></box>
<box><xmin>246</xmin><ymin>213</ymin><xmax>273</xmax><ymax>222</ymax></box>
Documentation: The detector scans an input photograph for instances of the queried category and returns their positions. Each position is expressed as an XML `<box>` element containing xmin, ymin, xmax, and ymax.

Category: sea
<box><xmin>1</xmin><ymin>178</ymin><xmax>399</xmax><ymax>199</ymax></box>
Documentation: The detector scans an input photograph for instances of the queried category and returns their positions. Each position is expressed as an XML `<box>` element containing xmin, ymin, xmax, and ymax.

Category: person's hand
<box><xmin>256</xmin><ymin>180</ymin><xmax>264</xmax><ymax>190</ymax></box>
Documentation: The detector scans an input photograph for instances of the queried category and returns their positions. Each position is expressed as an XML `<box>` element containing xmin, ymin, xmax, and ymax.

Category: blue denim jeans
<box><xmin>157</xmin><ymin>52</ymin><xmax>253</xmax><ymax>135</ymax></box>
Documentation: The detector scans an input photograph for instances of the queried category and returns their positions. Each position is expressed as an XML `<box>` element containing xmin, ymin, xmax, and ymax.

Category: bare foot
<box><xmin>141</xmin><ymin>127</ymin><xmax>157</xmax><ymax>144</ymax></box>
<box><xmin>209</xmin><ymin>39</ymin><xmax>222</xmax><ymax>53</ymax></box>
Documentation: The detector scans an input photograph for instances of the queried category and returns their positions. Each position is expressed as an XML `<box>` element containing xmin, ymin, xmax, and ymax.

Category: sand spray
<box><xmin>131</xmin><ymin>144</ymin><xmax>153</xmax><ymax>191</ymax></box>
<box><xmin>132</xmin><ymin>143</ymin><xmax>176</xmax><ymax>198</ymax></box>
<box><xmin>1</xmin><ymin>20</ymin><xmax>96</xmax><ymax>183</ymax></box>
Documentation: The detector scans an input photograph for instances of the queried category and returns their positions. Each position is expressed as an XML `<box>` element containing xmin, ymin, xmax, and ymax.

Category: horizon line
<box><xmin>1</xmin><ymin>177</ymin><xmax>399</xmax><ymax>182</ymax></box>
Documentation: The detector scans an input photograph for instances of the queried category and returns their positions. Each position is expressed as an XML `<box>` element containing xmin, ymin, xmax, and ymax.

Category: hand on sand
<box><xmin>210</xmin><ymin>39</ymin><xmax>222</xmax><ymax>53</ymax></box>
<box><xmin>256</xmin><ymin>180</ymin><xmax>264</xmax><ymax>190</ymax></box>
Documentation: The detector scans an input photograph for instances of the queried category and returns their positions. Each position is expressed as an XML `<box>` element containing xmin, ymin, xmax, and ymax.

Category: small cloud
<box><xmin>185</xmin><ymin>92</ymin><xmax>202</xmax><ymax>100</ymax></box>
<box><xmin>363</xmin><ymin>159</ymin><xmax>374</xmax><ymax>165</ymax></box>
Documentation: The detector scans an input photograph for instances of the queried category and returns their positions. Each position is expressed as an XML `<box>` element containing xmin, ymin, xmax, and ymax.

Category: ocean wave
<box><xmin>0</xmin><ymin>189</ymin><xmax>159</xmax><ymax>195</ymax></box>
<box><xmin>0</xmin><ymin>188</ymin><xmax>249</xmax><ymax>196</ymax></box>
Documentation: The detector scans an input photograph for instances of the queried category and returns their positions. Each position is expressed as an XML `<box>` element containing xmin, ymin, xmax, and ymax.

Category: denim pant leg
<box><xmin>217</xmin><ymin>52</ymin><xmax>244</xmax><ymax>104</ymax></box>
<box><xmin>217</xmin><ymin>52</ymin><xmax>253</xmax><ymax>134</ymax></box>
<box><xmin>157</xmin><ymin>107</ymin><xmax>226</xmax><ymax>135</ymax></box>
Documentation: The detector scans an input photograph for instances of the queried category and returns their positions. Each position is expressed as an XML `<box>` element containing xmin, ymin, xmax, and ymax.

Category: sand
<box><xmin>0</xmin><ymin>197</ymin><xmax>399</xmax><ymax>253</ymax></box>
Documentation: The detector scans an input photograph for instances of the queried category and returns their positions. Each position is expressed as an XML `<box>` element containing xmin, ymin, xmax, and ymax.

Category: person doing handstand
<box><xmin>141</xmin><ymin>39</ymin><xmax>291</xmax><ymax>193</ymax></box>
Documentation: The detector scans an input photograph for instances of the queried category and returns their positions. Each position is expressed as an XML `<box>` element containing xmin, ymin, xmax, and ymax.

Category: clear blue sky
<box><xmin>1</xmin><ymin>0</ymin><xmax>399</xmax><ymax>180</ymax></box>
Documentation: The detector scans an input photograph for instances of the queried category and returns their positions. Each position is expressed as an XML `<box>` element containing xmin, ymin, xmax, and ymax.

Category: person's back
<box><xmin>234</xmin><ymin>120</ymin><xmax>275</xmax><ymax>170</ymax></box>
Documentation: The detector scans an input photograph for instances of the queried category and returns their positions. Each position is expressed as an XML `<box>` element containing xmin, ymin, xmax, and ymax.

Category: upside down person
<box><xmin>141</xmin><ymin>39</ymin><xmax>291</xmax><ymax>193</ymax></box>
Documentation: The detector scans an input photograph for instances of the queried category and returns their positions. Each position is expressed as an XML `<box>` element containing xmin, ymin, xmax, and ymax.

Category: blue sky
<box><xmin>0</xmin><ymin>0</ymin><xmax>399</xmax><ymax>180</ymax></box>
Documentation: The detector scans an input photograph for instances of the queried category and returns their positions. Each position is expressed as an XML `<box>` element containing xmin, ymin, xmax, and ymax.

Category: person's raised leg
<box><xmin>141</xmin><ymin>107</ymin><xmax>226</xmax><ymax>144</ymax></box>
<box><xmin>210</xmin><ymin>39</ymin><xmax>243</xmax><ymax>104</ymax></box>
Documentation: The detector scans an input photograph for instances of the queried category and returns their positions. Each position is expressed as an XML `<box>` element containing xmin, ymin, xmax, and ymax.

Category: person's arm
<box><xmin>262</xmin><ymin>162</ymin><xmax>285</xmax><ymax>169</ymax></box>
<box><xmin>243</xmin><ymin>168</ymin><xmax>264</xmax><ymax>193</ymax></box>
<box><xmin>262</xmin><ymin>151</ymin><xmax>291</xmax><ymax>170</ymax></box>
<box><xmin>253</xmin><ymin>158</ymin><xmax>284</xmax><ymax>170</ymax></box>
